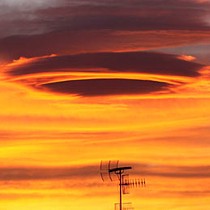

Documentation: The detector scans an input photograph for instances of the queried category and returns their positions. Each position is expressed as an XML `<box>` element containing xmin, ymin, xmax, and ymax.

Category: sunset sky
<box><xmin>0</xmin><ymin>0</ymin><xmax>210</xmax><ymax>210</ymax></box>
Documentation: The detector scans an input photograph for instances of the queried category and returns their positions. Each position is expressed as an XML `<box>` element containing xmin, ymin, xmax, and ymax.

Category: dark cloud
<box><xmin>37</xmin><ymin>0</ymin><xmax>210</xmax><ymax>32</ymax></box>
<box><xmin>76</xmin><ymin>0</ymin><xmax>210</xmax><ymax>8</ymax></box>
<box><xmin>7</xmin><ymin>52</ymin><xmax>202</xmax><ymax>77</ymax></box>
<box><xmin>2</xmin><ymin>30</ymin><xmax>210</xmax><ymax>63</ymax></box>
<box><xmin>0</xmin><ymin>163</ymin><xmax>210</xmax><ymax>181</ymax></box>
<box><xmin>41</xmin><ymin>78</ymin><xmax>170</xmax><ymax>96</ymax></box>
<box><xmin>0</xmin><ymin>30</ymin><xmax>137</xmax><ymax>61</ymax></box>
<box><xmin>40</xmin><ymin>8</ymin><xmax>208</xmax><ymax>32</ymax></box>
<box><xmin>0</xmin><ymin>0</ymin><xmax>210</xmax><ymax>61</ymax></box>
<box><xmin>131</xmin><ymin>163</ymin><xmax>210</xmax><ymax>178</ymax></box>
<box><xmin>0</xmin><ymin>165</ymin><xmax>98</xmax><ymax>181</ymax></box>
<box><xmin>0</xmin><ymin>1</ymin><xmax>207</xmax><ymax>97</ymax></box>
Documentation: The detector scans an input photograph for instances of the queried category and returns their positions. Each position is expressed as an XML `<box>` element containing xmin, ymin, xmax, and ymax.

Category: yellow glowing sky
<box><xmin>1</xmin><ymin>0</ymin><xmax>210</xmax><ymax>210</ymax></box>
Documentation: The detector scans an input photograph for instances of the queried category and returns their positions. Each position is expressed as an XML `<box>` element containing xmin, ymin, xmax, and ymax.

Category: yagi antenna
<box><xmin>100</xmin><ymin>160</ymin><xmax>146</xmax><ymax>210</ymax></box>
<box><xmin>100</xmin><ymin>160</ymin><xmax>119</xmax><ymax>181</ymax></box>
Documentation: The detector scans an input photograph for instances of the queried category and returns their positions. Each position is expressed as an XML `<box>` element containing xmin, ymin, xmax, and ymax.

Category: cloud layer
<box><xmin>5</xmin><ymin>51</ymin><xmax>204</xmax><ymax>96</ymax></box>
<box><xmin>0</xmin><ymin>163</ymin><xmax>210</xmax><ymax>181</ymax></box>
<box><xmin>41</xmin><ymin>78</ymin><xmax>169</xmax><ymax>96</ymax></box>
<box><xmin>0</xmin><ymin>0</ymin><xmax>210</xmax><ymax>62</ymax></box>
<box><xmin>7</xmin><ymin>52</ymin><xmax>203</xmax><ymax>77</ymax></box>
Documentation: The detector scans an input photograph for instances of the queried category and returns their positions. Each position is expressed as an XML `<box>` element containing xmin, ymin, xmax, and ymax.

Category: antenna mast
<box><xmin>100</xmin><ymin>160</ymin><xmax>146</xmax><ymax>210</ymax></box>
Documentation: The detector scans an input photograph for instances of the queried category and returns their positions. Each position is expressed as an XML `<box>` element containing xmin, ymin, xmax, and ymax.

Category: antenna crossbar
<box><xmin>109</xmin><ymin>166</ymin><xmax>132</xmax><ymax>173</ymax></box>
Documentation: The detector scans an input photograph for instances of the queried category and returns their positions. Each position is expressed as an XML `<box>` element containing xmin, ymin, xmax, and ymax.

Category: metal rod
<box><xmin>119</xmin><ymin>170</ymin><xmax>122</xmax><ymax>210</ymax></box>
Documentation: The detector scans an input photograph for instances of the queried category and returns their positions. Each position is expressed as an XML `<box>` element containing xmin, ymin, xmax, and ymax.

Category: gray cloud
<box><xmin>41</xmin><ymin>7</ymin><xmax>208</xmax><ymax>32</ymax></box>
<box><xmin>30</xmin><ymin>0</ymin><xmax>210</xmax><ymax>40</ymax></box>
<box><xmin>0</xmin><ymin>0</ymin><xmax>210</xmax><ymax>61</ymax></box>
<box><xmin>0</xmin><ymin>0</ymin><xmax>63</xmax><ymax>38</ymax></box>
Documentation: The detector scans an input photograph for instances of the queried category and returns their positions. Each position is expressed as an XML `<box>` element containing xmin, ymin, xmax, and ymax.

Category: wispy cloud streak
<box><xmin>0</xmin><ymin>164</ymin><xmax>210</xmax><ymax>181</ymax></box>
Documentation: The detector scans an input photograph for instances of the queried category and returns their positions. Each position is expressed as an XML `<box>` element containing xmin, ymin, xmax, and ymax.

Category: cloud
<box><xmin>2</xmin><ymin>30</ymin><xmax>210</xmax><ymax>62</ymax></box>
<box><xmin>0</xmin><ymin>0</ymin><xmax>210</xmax><ymax>61</ymax></box>
<box><xmin>132</xmin><ymin>163</ymin><xmax>210</xmax><ymax>178</ymax></box>
<box><xmin>159</xmin><ymin>44</ymin><xmax>210</xmax><ymax>65</ymax></box>
<box><xmin>41</xmin><ymin>78</ymin><xmax>170</xmax><ymax>96</ymax></box>
<box><xmin>0</xmin><ymin>0</ymin><xmax>63</xmax><ymax>38</ymax></box>
<box><xmin>5</xmin><ymin>51</ymin><xmax>203</xmax><ymax>96</ymax></box>
<box><xmin>0</xmin><ymin>0</ymin><xmax>60</xmax><ymax>9</ymax></box>
<box><xmin>45</xmin><ymin>8</ymin><xmax>207</xmax><ymax>32</ymax></box>
<box><xmin>0</xmin><ymin>165</ymin><xmax>98</xmax><ymax>181</ymax></box>
<box><xmin>7</xmin><ymin>51</ymin><xmax>203</xmax><ymax>77</ymax></box>
<box><xmin>0</xmin><ymin>163</ymin><xmax>210</xmax><ymax>181</ymax></box>
<box><xmin>37</xmin><ymin>0</ymin><xmax>210</xmax><ymax>32</ymax></box>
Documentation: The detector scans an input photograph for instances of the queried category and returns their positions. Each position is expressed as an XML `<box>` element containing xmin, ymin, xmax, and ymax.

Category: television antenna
<box><xmin>100</xmin><ymin>160</ymin><xmax>146</xmax><ymax>210</ymax></box>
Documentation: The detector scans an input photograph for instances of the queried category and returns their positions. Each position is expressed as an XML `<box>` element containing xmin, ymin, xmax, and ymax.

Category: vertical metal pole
<box><xmin>119</xmin><ymin>170</ymin><xmax>122</xmax><ymax>210</ymax></box>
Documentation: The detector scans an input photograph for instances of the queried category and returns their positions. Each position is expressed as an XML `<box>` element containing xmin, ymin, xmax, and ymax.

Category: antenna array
<box><xmin>100</xmin><ymin>160</ymin><xmax>146</xmax><ymax>210</ymax></box>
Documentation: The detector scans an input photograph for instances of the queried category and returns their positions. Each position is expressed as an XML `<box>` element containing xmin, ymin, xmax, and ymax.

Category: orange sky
<box><xmin>0</xmin><ymin>0</ymin><xmax>210</xmax><ymax>210</ymax></box>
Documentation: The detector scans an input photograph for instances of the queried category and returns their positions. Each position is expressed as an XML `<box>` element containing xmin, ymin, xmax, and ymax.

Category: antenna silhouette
<box><xmin>100</xmin><ymin>160</ymin><xmax>146</xmax><ymax>210</ymax></box>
